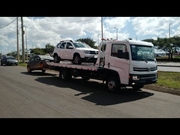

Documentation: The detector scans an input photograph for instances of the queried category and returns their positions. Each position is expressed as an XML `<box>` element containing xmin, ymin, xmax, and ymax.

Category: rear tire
<box><xmin>27</xmin><ymin>66</ymin><xmax>32</xmax><ymax>73</ymax></box>
<box><xmin>54</xmin><ymin>54</ymin><xmax>60</xmax><ymax>63</ymax></box>
<box><xmin>59</xmin><ymin>68</ymin><xmax>72</xmax><ymax>81</ymax></box>
<box><xmin>106</xmin><ymin>77</ymin><xmax>120</xmax><ymax>93</ymax></box>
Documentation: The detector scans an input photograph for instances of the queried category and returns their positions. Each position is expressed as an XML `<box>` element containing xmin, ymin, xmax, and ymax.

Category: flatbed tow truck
<box><xmin>46</xmin><ymin>39</ymin><xmax>158</xmax><ymax>92</ymax></box>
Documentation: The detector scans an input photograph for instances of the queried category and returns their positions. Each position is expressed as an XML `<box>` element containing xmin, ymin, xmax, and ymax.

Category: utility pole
<box><xmin>98</xmin><ymin>34</ymin><xmax>100</xmax><ymax>44</ymax></box>
<box><xmin>114</xmin><ymin>27</ymin><xmax>118</xmax><ymax>40</ymax></box>
<box><xmin>24</xmin><ymin>26</ymin><xmax>28</xmax><ymax>61</ymax></box>
<box><xmin>101</xmin><ymin>17</ymin><xmax>103</xmax><ymax>41</ymax></box>
<box><xmin>16</xmin><ymin>17</ymin><xmax>19</xmax><ymax>61</ymax></box>
<box><xmin>21</xmin><ymin>17</ymin><xmax>25</xmax><ymax>63</ymax></box>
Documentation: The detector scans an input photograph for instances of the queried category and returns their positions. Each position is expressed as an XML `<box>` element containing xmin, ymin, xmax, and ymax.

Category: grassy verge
<box><xmin>144</xmin><ymin>71</ymin><xmax>180</xmax><ymax>95</ymax></box>
<box><xmin>156</xmin><ymin>71</ymin><xmax>180</xmax><ymax>89</ymax></box>
<box><xmin>18</xmin><ymin>62</ymin><xmax>27</xmax><ymax>67</ymax></box>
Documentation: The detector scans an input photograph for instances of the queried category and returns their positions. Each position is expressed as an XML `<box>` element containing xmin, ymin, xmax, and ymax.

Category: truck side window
<box><xmin>111</xmin><ymin>44</ymin><xmax>127</xmax><ymax>57</ymax></box>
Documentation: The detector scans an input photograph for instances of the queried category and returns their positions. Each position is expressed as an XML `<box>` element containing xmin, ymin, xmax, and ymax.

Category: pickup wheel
<box><xmin>54</xmin><ymin>54</ymin><xmax>60</xmax><ymax>63</ymax></box>
<box><xmin>59</xmin><ymin>68</ymin><xmax>72</xmax><ymax>81</ymax></box>
<box><xmin>73</xmin><ymin>54</ymin><xmax>81</xmax><ymax>65</ymax></box>
<box><xmin>27</xmin><ymin>65</ymin><xmax>32</xmax><ymax>73</ymax></box>
<box><xmin>106</xmin><ymin>77</ymin><xmax>120</xmax><ymax>93</ymax></box>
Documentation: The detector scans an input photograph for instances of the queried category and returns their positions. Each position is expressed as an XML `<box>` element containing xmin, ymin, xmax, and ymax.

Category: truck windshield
<box><xmin>130</xmin><ymin>44</ymin><xmax>155</xmax><ymax>61</ymax></box>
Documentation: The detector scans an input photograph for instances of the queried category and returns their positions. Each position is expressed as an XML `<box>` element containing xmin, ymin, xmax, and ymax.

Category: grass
<box><xmin>155</xmin><ymin>71</ymin><xmax>180</xmax><ymax>89</ymax></box>
<box><xmin>18</xmin><ymin>62</ymin><xmax>27</xmax><ymax>67</ymax></box>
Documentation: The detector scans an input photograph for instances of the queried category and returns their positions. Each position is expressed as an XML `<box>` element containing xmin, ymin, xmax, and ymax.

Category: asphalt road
<box><xmin>0</xmin><ymin>65</ymin><xmax>180</xmax><ymax>118</ymax></box>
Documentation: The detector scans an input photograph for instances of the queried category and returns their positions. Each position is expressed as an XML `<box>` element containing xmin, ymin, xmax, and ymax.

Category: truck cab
<box><xmin>96</xmin><ymin>39</ymin><xmax>158</xmax><ymax>90</ymax></box>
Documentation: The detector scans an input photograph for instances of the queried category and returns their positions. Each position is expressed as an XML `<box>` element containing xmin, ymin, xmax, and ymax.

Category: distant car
<box><xmin>52</xmin><ymin>40</ymin><xmax>99</xmax><ymax>65</ymax></box>
<box><xmin>27</xmin><ymin>55</ymin><xmax>54</xmax><ymax>73</ymax></box>
<box><xmin>1</xmin><ymin>56</ymin><xmax>18</xmax><ymax>66</ymax></box>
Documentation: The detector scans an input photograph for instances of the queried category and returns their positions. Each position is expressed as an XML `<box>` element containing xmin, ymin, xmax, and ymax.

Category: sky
<box><xmin>0</xmin><ymin>17</ymin><xmax>180</xmax><ymax>55</ymax></box>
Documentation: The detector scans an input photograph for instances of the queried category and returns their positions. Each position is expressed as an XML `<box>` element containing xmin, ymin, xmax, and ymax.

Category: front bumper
<box><xmin>7</xmin><ymin>61</ymin><xmax>18</xmax><ymax>65</ymax></box>
<box><xmin>129</xmin><ymin>73</ymin><xmax>158</xmax><ymax>86</ymax></box>
<box><xmin>82</xmin><ymin>54</ymin><xmax>98</xmax><ymax>63</ymax></box>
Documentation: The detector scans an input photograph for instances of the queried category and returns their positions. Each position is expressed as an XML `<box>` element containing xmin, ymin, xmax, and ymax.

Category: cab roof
<box><xmin>100</xmin><ymin>39</ymin><xmax>154</xmax><ymax>46</ymax></box>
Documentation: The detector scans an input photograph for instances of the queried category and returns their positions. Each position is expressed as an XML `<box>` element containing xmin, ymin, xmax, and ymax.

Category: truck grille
<box><xmin>133</xmin><ymin>66</ymin><xmax>157</xmax><ymax>72</ymax></box>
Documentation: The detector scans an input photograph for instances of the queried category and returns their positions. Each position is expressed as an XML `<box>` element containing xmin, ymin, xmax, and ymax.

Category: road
<box><xmin>158</xmin><ymin>66</ymin><xmax>180</xmax><ymax>72</ymax></box>
<box><xmin>0</xmin><ymin>65</ymin><xmax>180</xmax><ymax>118</ymax></box>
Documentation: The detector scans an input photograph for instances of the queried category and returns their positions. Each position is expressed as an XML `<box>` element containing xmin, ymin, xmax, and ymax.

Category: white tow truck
<box><xmin>47</xmin><ymin>39</ymin><xmax>158</xmax><ymax>92</ymax></box>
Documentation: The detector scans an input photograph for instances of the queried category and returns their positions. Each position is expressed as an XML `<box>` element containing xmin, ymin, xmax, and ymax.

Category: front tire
<box><xmin>72</xmin><ymin>54</ymin><xmax>81</xmax><ymax>65</ymax></box>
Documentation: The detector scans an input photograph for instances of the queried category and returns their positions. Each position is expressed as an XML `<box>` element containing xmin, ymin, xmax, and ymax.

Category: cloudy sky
<box><xmin>0</xmin><ymin>17</ymin><xmax>180</xmax><ymax>55</ymax></box>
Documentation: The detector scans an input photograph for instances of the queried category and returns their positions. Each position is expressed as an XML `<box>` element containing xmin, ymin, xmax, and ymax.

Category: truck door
<box><xmin>108</xmin><ymin>43</ymin><xmax>130</xmax><ymax>84</ymax></box>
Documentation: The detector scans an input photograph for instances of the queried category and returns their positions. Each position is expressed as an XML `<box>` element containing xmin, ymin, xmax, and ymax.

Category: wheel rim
<box><xmin>54</xmin><ymin>56</ymin><xmax>57</xmax><ymax>62</ymax></box>
<box><xmin>61</xmin><ymin>72</ymin><xmax>66</xmax><ymax>79</ymax></box>
<box><xmin>108</xmin><ymin>80</ymin><xmax>116</xmax><ymax>91</ymax></box>
<box><xmin>74</xmin><ymin>55</ymin><xmax>79</xmax><ymax>64</ymax></box>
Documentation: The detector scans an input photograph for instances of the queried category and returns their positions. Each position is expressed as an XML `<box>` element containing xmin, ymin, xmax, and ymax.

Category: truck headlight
<box><xmin>132</xmin><ymin>76</ymin><xmax>139</xmax><ymax>80</ymax></box>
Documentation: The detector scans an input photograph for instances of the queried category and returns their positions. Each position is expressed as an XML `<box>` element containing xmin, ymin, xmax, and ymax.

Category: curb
<box><xmin>157</xmin><ymin>65</ymin><xmax>180</xmax><ymax>67</ymax></box>
<box><xmin>144</xmin><ymin>85</ymin><xmax>180</xmax><ymax>96</ymax></box>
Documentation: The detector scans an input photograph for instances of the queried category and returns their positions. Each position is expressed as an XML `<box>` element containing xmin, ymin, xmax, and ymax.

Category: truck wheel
<box><xmin>73</xmin><ymin>54</ymin><xmax>81</xmax><ymax>65</ymax></box>
<box><xmin>106</xmin><ymin>77</ymin><xmax>120</xmax><ymax>93</ymax></box>
<box><xmin>54</xmin><ymin>54</ymin><xmax>60</xmax><ymax>63</ymax></box>
<box><xmin>59</xmin><ymin>69</ymin><xmax>71</xmax><ymax>81</ymax></box>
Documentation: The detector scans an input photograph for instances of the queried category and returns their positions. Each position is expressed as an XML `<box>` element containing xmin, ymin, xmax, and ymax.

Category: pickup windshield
<box><xmin>130</xmin><ymin>44</ymin><xmax>155</xmax><ymax>61</ymax></box>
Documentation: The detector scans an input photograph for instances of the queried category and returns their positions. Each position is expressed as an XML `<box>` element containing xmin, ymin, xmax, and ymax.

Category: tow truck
<box><xmin>47</xmin><ymin>39</ymin><xmax>158</xmax><ymax>92</ymax></box>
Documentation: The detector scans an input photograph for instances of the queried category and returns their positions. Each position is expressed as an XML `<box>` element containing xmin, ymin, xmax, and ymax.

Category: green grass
<box><xmin>18</xmin><ymin>62</ymin><xmax>27</xmax><ymax>67</ymax></box>
<box><xmin>155</xmin><ymin>71</ymin><xmax>180</xmax><ymax>89</ymax></box>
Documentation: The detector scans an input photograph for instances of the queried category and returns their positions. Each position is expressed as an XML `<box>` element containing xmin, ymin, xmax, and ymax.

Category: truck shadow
<box><xmin>34</xmin><ymin>75</ymin><xmax>154</xmax><ymax>106</ymax></box>
<box><xmin>21</xmin><ymin>71</ymin><xmax>57</xmax><ymax>77</ymax></box>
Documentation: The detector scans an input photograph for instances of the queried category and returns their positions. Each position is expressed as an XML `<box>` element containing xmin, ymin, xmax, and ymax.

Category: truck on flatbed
<box><xmin>46</xmin><ymin>39</ymin><xmax>158</xmax><ymax>92</ymax></box>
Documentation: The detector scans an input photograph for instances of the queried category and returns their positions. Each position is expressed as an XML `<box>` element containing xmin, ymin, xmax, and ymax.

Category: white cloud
<box><xmin>1</xmin><ymin>17</ymin><xmax>180</xmax><ymax>55</ymax></box>
<box><xmin>132</xmin><ymin>17</ymin><xmax>180</xmax><ymax>37</ymax></box>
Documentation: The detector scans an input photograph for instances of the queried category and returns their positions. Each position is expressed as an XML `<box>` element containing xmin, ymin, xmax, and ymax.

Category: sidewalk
<box><xmin>157</xmin><ymin>62</ymin><xmax>180</xmax><ymax>67</ymax></box>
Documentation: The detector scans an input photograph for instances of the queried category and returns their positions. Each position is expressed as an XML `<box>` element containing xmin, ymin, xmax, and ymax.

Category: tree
<box><xmin>76</xmin><ymin>37</ymin><xmax>98</xmax><ymax>49</ymax></box>
<box><xmin>45</xmin><ymin>43</ymin><xmax>54</xmax><ymax>54</ymax></box>
<box><xmin>30</xmin><ymin>48</ymin><xmax>45</xmax><ymax>55</ymax></box>
<box><xmin>144</xmin><ymin>36</ymin><xmax>180</xmax><ymax>59</ymax></box>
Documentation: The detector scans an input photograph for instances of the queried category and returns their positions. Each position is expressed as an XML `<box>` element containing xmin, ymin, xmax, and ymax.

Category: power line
<box><xmin>0</xmin><ymin>18</ymin><xmax>17</xmax><ymax>29</ymax></box>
